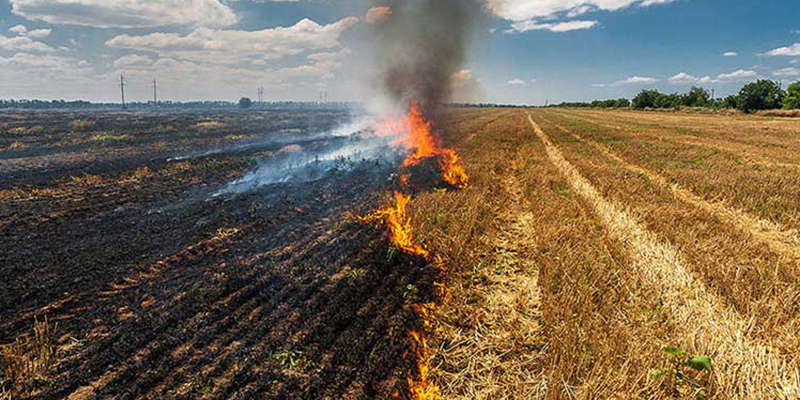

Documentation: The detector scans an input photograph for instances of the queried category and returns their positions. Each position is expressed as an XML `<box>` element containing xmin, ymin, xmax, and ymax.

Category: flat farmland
<box><xmin>3</xmin><ymin>108</ymin><xmax>800</xmax><ymax>399</ymax></box>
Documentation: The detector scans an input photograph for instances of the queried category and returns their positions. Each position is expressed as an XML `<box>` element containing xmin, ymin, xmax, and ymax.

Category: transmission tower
<box><xmin>257</xmin><ymin>86</ymin><xmax>264</xmax><ymax>107</ymax></box>
<box><xmin>119</xmin><ymin>75</ymin><xmax>127</xmax><ymax>109</ymax></box>
<box><xmin>153</xmin><ymin>78</ymin><xmax>158</xmax><ymax>107</ymax></box>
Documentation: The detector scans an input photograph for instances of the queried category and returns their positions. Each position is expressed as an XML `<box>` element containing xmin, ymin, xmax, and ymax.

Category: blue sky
<box><xmin>1</xmin><ymin>0</ymin><xmax>798</xmax><ymax>104</ymax></box>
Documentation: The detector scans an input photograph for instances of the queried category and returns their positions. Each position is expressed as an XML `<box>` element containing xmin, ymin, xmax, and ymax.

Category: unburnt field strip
<box><xmin>407</xmin><ymin>108</ymin><xmax>800</xmax><ymax>398</ymax></box>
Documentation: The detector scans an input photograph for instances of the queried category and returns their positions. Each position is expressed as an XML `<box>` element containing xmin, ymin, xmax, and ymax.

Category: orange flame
<box><xmin>363</xmin><ymin>100</ymin><xmax>469</xmax><ymax>400</ymax></box>
<box><xmin>399</xmin><ymin>102</ymin><xmax>469</xmax><ymax>190</ymax></box>
<box><xmin>408</xmin><ymin>329</ymin><xmax>440</xmax><ymax>400</ymax></box>
<box><xmin>360</xmin><ymin>191</ymin><xmax>429</xmax><ymax>258</ymax></box>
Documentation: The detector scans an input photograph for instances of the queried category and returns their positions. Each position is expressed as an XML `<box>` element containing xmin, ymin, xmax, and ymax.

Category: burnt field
<box><xmin>0</xmin><ymin>108</ymin><xmax>454</xmax><ymax>399</ymax></box>
<box><xmin>5</xmin><ymin>107</ymin><xmax>800</xmax><ymax>400</ymax></box>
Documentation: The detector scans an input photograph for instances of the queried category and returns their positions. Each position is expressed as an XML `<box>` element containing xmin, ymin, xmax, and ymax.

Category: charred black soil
<box><xmin>1</xmin><ymin>109</ymin><xmax>444</xmax><ymax>400</ymax></box>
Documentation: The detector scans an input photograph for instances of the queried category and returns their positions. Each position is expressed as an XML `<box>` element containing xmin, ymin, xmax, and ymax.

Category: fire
<box><xmin>363</xmin><ymin>100</ymin><xmax>468</xmax><ymax>400</ymax></box>
<box><xmin>407</xmin><ymin>330</ymin><xmax>440</xmax><ymax>400</ymax></box>
<box><xmin>399</xmin><ymin>102</ymin><xmax>469</xmax><ymax>190</ymax></box>
<box><xmin>364</xmin><ymin>101</ymin><xmax>469</xmax><ymax>258</ymax></box>
<box><xmin>360</xmin><ymin>191</ymin><xmax>429</xmax><ymax>258</ymax></box>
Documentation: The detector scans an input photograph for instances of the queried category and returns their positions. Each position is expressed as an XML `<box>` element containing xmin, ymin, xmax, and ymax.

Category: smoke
<box><xmin>370</xmin><ymin>0</ymin><xmax>484</xmax><ymax>117</ymax></box>
<box><xmin>213</xmin><ymin>116</ymin><xmax>403</xmax><ymax>195</ymax></box>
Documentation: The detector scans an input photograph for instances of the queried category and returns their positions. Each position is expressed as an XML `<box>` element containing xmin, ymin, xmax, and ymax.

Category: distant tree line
<box><xmin>548</xmin><ymin>80</ymin><xmax>800</xmax><ymax>113</ymax></box>
<box><xmin>0</xmin><ymin>99</ymin><xmax>359</xmax><ymax>110</ymax></box>
<box><xmin>446</xmin><ymin>103</ymin><xmax>527</xmax><ymax>108</ymax></box>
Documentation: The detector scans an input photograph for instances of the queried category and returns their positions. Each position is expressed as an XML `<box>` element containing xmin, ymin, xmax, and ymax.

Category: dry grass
<box><xmin>548</xmin><ymin>109</ymin><xmax>800</xmax><ymax>231</ymax></box>
<box><xmin>756</xmin><ymin>110</ymin><xmax>800</xmax><ymax>118</ymax></box>
<box><xmin>529</xmin><ymin>112</ymin><xmax>800</xmax><ymax>398</ymax></box>
<box><xmin>191</xmin><ymin>121</ymin><xmax>227</xmax><ymax>130</ymax></box>
<box><xmin>410</xmin><ymin>109</ymin><xmax>684</xmax><ymax>399</ymax></box>
<box><xmin>69</xmin><ymin>119</ymin><xmax>96</xmax><ymax>132</ymax></box>
<box><xmin>70</xmin><ymin>174</ymin><xmax>103</xmax><ymax>187</ymax></box>
<box><xmin>541</xmin><ymin>115</ymin><xmax>800</xmax><ymax>262</ymax></box>
<box><xmin>1</xmin><ymin>316</ymin><xmax>59</xmax><ymax>398</ymax></box>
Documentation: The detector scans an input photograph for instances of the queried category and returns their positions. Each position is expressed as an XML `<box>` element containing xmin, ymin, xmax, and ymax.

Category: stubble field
<box><xmin>2</xmin><ymin>107</ymin><xmax>800</xmax><ymax>399</ymax></box>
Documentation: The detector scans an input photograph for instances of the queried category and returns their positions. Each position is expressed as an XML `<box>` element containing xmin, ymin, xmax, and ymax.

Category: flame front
<box><xmin>400</xmin><ymin>102</ymin><xmax>469</xmax><ymax>190</ymax></box>
<box><xmin>363</xmin><ymin>101</ymin><xmax>468</xmax><ymax>400</ymax></box>
<box><xmin>360</xmin><ymin>191</ymin><xmax>429</xmax><ymax>258</ymax></box>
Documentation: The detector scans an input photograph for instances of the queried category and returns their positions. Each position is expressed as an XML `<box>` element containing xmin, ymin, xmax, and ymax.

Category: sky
<box><xmin>0</xmin><ymin>0</ymin><xmax>799</xmax><ymax>104</ymax></box>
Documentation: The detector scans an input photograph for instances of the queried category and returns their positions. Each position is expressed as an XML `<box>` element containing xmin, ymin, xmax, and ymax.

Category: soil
<box><xmin>0</xmin><ymin>109</ymin><xmax>441</xmax><ymax>400</ymax></box>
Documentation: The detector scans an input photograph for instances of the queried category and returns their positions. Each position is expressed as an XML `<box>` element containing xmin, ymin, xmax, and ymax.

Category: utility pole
<box><xmin>153</xmin><ymin>78</ymin><xmax>158</xmax><ymax>107</ymax></box>
<box><xmin>119</xmin><ymin>75</ymin><xmax>127</xmax><ymax>109</ymax></box>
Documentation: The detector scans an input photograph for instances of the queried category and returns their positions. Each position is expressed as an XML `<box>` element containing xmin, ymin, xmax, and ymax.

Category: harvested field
<box><xmin>3</xmin><ymin>108</ymin><xmax>800</xmax><ymax>399</ymax></box>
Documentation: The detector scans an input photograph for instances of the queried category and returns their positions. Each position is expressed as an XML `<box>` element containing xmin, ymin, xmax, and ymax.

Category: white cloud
<box><xmin>9</xmin><ymin>25</ymin><xmax>27</xmax><ymax>35</ymax></box>
<box><xmin>0</xmin><ymin>34</ymin><xmax>56</xmax><ymax>52</ymax></box>
<box><xmin>669</xmin><ymin>72</ymin><xmax>696</xmax><ymax>84</ymax></box>
<box><xmin>530</xmin><ymin>78</ymin><xmax>537</xmax><ymax>82</ymax></box>
<box><xmin>106</xmin><ymin>17</ymin><xmax>359</xmax><ymax>66</ymax></box>
<box><xmin>484</xmin><ymin>0</ymin><xmax>684</xmax><ymax>22</ymax></box>
<box><xmin>508</xmin><ymin>19</ymin><xmax>597</xmax><ymax>32</ymax></box>
<box><xmin>307</xmin><ymin>47</ymin><xmax>353</xmax><ymax>61</ymax></box>
<box><xmin>566</xmin><ymin>5</ymin><xmax>594</xmax><ymax>17</ymax></box>
<box><xmin>507</xmin><ymin>78</ymin><xmax>526</xmax><ymax>85</ymax></box>
<box><xmin>113</xmin><ymin>54</ymin><xmax>152</xmax><ymax>68</ymax></box>
<box><xmin>27</xmin><ymin>29</ymin><xmax>51</xmax><ymax>38</ymax></box>
<box><xmin>592</xmin><ymin>75</ymin><xmax>658</xmax><ymax>87</ymax></box>
<box><xmin>92</xmin><ymin>18</ymin><xmax>361</xmax><ymax>101</ymax></box>
<box><xmin>9</xmin><ymin>0</ymin><xmax>237</xmax><ymax>28</ymax></box>
<box><xmin>365</xmin><ymin>6</ymin><xmax>392</xmax><ymax>24</ymax></box>
<box><xmin>7</xmin><ymin>24</ymin><xmax>50</xmax><ymax>38</ymax></box>
<box><xmin>0</xmin><ymin>53</ymin><xmax>95</xmax><ymax>99</ymax></box>
<box><xmin>772</xmin><ymin>67</ymin><xmax>800</xmax><ymax>77</ymax></box>
<box><xmin>723</xmin><ymin>51</ymin><xmax>737</xmax><ymax>57</ymax></box>
<box><xmin>668</xmin><ymin>72</ymin><xmax>714</xmax><ymax>85</ymax></box>
<box><xmin>764</xmin><ymin>43</ymin><xmax>800</xmax><ymax>57</ymax></box>
<box><xmin>486</xmin><ymin>0</ymin><xmax>686</xmax><ymax>33</ymax></box>
<box><xmin>717</xmin><ymin>69</ymin><xmax>757</xmax><ymax>81</ymax></box>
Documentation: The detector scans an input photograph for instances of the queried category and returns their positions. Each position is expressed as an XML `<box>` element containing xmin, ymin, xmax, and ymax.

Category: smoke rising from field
<box><xmin>370</xmin><ymin>0</ymin><xmax>484</xmax><ymax>116</ymax></box>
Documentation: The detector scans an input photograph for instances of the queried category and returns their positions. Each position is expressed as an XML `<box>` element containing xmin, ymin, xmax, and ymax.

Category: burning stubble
<box><xmin>364</xmin><ymin>1</ymin><xmax>485</xmax><ymax>398</ymax></box>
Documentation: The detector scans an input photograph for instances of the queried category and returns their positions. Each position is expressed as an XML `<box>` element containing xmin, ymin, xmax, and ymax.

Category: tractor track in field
<box><xmin>438</xmin><ymin>150</ymin><xmax>547</xmax><ymax>400</ymax></box>
<box><xmin>528</xmin><ymin>112</ymin><xmax>800</xmax><ymax>399</ymax></box>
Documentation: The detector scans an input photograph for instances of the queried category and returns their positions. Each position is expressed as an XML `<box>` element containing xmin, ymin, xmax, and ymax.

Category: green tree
<box><xmin>737</xmin><ymin>80</ymin><xmax>786</xmax><ymax>112</ymax></box>
<box><xmin>681</xmin><ymin>86</ymin><xmax>711</xmax><ymax>107</ymax></box>
<box><xmin>783</xmin><ymin>81</ymin><xmax>800</xmax><ymax>110</ymax></box>
<box><xmin>723</xmin><ymin>95</ymin><xmax>739</xmax><ymax>109</ymax></box>
<box><xmin>238</xmin><ymin>97</ymin><xmax>253</xmax><ymax>109</ymax></box>
<box><xmin>632</xmin><ymin>90</ymin><xmax>660</xmax><ymax>109</ymax></box>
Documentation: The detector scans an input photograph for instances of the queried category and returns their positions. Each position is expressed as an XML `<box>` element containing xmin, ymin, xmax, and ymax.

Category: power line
<box><xmin>119</xmin><ymin>75</ymin><xmax>126</xmax><ymax>109</ymax></box>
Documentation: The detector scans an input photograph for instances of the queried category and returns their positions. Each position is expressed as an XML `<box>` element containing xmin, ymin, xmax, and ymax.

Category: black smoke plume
<box><xmin>370</xmin><ymin>0</ymin><xmax>484</xmax><ymax>118</ymax></box>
